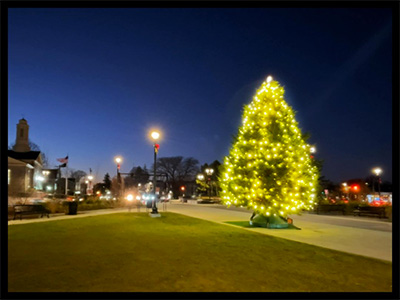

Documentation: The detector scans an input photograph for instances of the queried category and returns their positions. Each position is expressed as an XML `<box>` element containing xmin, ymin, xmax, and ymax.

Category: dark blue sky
<box><xmin>8</xmin><ymin>8</ymin><xmax>392</xmax><ymax>183</ymax></box>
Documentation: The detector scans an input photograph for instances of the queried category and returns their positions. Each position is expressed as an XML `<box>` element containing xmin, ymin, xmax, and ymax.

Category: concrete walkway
<box><xmin>8</xmin><ymin>202</ymin><xmax>392</xmax><ymax>262</ymax></box>
<box><xmin>7</xmin><ymin>207</ymin><xmax>128</xmax><ymax>225</ymax></box>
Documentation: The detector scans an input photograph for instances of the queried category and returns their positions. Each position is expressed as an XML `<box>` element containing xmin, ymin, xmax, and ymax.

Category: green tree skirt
<box><xmin>251</xmin><ymin>214</ymin><xmax>300</xmax><ymax>229</ymax></box>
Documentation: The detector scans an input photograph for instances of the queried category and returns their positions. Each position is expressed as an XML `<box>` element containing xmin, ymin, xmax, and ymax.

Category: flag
<box><xmin>59</xmin><ymin>163</ymin><xmax>67</xmax><ymax>168</ymax></box>
<box><xmin>57</xmin><ymin>156</ymin><xmax>69</xmax><ymax>164</ymax></box>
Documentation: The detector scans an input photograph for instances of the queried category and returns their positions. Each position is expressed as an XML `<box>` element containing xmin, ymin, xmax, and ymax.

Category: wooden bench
<box><xmin>13</xmin><ymin>204</ymin><xmax>50</xmax><ymax>220</ymax></box>
<box><xmin>353</xmin><ymin>206</ymin><xmax>386</xmax><ymax>218</ymax></box>
<box><xmin>315</xmin><ymin>204</ymin><xmax>346</xmax><ymax>215</ymax></box>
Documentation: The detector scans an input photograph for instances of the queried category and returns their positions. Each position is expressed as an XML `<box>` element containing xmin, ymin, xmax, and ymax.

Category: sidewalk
<box><xmin>7</xmin><ymin>207</ymin><xmax>128</xmax><ymax>225</ymax></box>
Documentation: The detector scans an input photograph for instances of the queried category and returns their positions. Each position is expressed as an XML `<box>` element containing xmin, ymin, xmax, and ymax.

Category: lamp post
<box><xmin>150</xmin><ymin>130</ymin><xmax>160</xmax><ymax>214</ymax></box>
<box><xmin>342</xmin><ymin>182</ymin><xmax>349</xmax><ymax>201</ymax></box>
<box><xmin>372</xmin><ymin>167</ymin><xmax>382</xmax><ymax>199</ymax></box>
<box><xmin>197</xmin><ymin>173</ymin><xmax>205</xmax><ymax>197</ymax></box>
<box><xmin>115</xmin><ymin>156</ymin><xmax>122</xmax><ymax>198</ymax></box>
<box><xmin>85</xmin><ymin>180</ymin><xmax>89</xmax><ymax>195</ymax></box>
<box><xmin>87</xmin><ymin>175</ymin><xmax>94</xmax><ymax>195</ymax></box>
<box><xmin>115</xmin><ymin>157</ymin><xmax>122</xmax><ymax>174</ymax></box>
<box><xmin>205</xmin><ymin>168</ymin><xmax>214</xmax><ymax>200</ymax></box>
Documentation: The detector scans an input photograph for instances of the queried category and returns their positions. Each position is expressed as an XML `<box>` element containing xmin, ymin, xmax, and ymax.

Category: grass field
<box><xmin>8</xmin><ymin>212</ymin><xmax>392</xmax><ymax>292</ymax></box>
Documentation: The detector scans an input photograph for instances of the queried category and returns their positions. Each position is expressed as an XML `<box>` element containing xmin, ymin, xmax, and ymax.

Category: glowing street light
<box><xmin>205</xmin><ymin>168</ymin><xmax>214</xmax><ymax>200</ymax></box>
<box><xmin>373</xmin><ymin>168</ymin><xmax>382</xmax><ymax>176</ymax></box>
<box><xmin>87</xmin><ymin>174</ymin><xmax>94</xmax><ymax>195</ymax></box>
<box><xmin>114</xmin><ymin>156</ymin><xmax>123</xmax><ymax>197</ymax></box>
<box><xmin>342</xmin><ymin>182</ymin><xmax>349</xmax><ymax>200</ymax></box>
<box><xmin>115</xmin><ymin>156</ymin><xmax>122</xmax><ymax>165</ymax></box>
<box><xmin>151</xmin><ymin>131</ymin><xmax>160</xmax><ymax>140</ymax></box>
<box><xmin>197</xmin><ymin>174</ymin><xmax>205</xmax><ymax>181</ymax></box>
<box><xmin>372</xmin><ymin>167</ymin><xmax>383</xmax><ymax>198</ymax></box>
<box><xmin>150</xmin><ymin>130</ymin><xmax>161</xmax><ymax>215</ymax></box>
<box><xmin>205</xmin><ymin>168</ymin><xmax>214</xmax><ymax>176</ymax></box>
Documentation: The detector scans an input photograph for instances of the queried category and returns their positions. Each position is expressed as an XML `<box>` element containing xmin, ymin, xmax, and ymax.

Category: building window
<box><xmin>20</xmin><ymin>129</ymin><xmax>24</xmax><ymax>137</ymax></box>
<box><xmin>8</xmin><ymin>169</ymin><xmax>11</xmax><ymax>185</ymax></box>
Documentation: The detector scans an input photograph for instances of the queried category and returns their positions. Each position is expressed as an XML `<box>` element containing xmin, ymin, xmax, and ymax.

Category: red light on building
<box><xmin>352</xmin><ymin>185</ymin><xmax>359</xmax><ymax>192</ymax></box>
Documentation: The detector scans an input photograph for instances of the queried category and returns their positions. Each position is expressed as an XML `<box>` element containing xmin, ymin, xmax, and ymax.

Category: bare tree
<box><xmin>154</xmin><ymin>156</ymin><xmax>199</xmax><ymax>197</ymax></box>
<box><xmin>177</xmin><ymin>157</ymin><xmax>200</xmax><ymax>181</ymax></box>
<box><xmin>70</xmin><ymin>170</ymin><xmax>87</xmax><ymax>182</ymax></box>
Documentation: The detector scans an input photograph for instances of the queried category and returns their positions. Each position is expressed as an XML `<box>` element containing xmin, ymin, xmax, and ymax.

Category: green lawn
<box><xmin>8</xmin><ymin>212</ymin><xmax>392</xmax><ymax>292</ymax></box>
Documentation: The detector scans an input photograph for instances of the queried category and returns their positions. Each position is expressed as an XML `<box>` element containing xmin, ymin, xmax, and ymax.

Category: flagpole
<box><xmin>65</xmin><ymin>167</ymin><xmax>68</xmax><ymax>196</ymax></box>
<box><xmin>58</xmin><ymin>165</ymin><xmax>61</xmax><ymax>195</ymax></box>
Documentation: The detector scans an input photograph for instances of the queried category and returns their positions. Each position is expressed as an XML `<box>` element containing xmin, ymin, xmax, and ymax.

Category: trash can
<box><xmin>64</xmin><ymin>201</ymin><xmax>78</xmax><ymax>215</ymax></box>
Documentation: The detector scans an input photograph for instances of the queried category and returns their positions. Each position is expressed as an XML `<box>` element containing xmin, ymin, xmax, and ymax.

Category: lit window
<box><xmin>8</xmin><ymin>169</ymin><xmax>11</xmax><ymax>185</ymax></box>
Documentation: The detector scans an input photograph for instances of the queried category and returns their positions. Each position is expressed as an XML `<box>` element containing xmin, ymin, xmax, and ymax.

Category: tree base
<box><xmin>250</xmin><ymin>214</ymin><xmax>289</xmax><ymax>229</ymax></box>
<box><xmin>149</xmin><ymin>213</ymin><xmax>161</xmax><ymax>218</ymax></box>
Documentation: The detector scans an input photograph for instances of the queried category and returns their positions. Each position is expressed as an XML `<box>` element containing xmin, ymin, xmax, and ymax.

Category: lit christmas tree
<box><xmin>220</xmin><ymin>76</ymin><xmax>319</xmax><ymax>227</ymax></box>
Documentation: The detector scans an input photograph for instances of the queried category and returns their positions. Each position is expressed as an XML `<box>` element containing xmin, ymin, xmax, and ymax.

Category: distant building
<box><xmin>8</xmin><ymin>119</ymin><xmax>44</xmax><ymax>191</ymax></box>
<box><xmin>8</xmin><ymin>119</ymin><xmax>44</xmax><ymax>204</ymax></box>
<box><xmin>57</xmin><ymin>177</ymin><xmax>76</xmax><ymax>195</ymax></box>
<box><xmin>42</xmin><ymin>168</ymin><xmax>61</xmax><ymax>194</ymax></box>
<box><xmin>8</xmin><ymin>156</ymin><xmax>35</xmax><ymax>193</ymax></box>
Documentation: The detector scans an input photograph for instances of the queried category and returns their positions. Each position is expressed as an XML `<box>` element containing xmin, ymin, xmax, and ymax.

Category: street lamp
<box><xmin>115</xmin><ymin>156</ymin><xmax>123</xmax><ymax>198</ymax></box>
<box><xmin>87</xmin><ymin>175</ymin><xmax>93</xmax><ymax>195</ymax></box>
<box><xmin>372</xmin><ymin>167</ymin><xmax>382</xmax><ymax>199</ymax></box>
<box><xmin>342</xmin><ymin>182</ymin><xmax>349</xmax><ymax>200</ymax></box>
<box><xmin>115</xmin><ymin>156</ymin><xmax>122</xmax><ymax>172</ymax></box>
<box><xmin>197</xmin><ymin>173</ymin><xmax>205</xmax><ymax>197</ymax></box>
<box><xmin>180</xmin><ymin>186</ymin><xmax>186</xmax><ymax>196</ymax></box>
<box><xmin>205</xmin><ymin>168</ymin><xmax>214</xmax><ymax>200</ymax></box>
<box><xmin>150</xmin><ymin>130</ymin><xmax>160</xmax><ymax>215</ymax></box>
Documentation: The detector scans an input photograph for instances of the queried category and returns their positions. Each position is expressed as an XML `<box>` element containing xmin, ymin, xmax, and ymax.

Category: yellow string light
<box><xmin>220</xmin><ymin>76</ymin><xmax>320</xmax><ymax>218</ymax></box>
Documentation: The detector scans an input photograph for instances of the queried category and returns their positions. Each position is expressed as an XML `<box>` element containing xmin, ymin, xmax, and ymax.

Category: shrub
<box><xmin>385</xmin><ymin>206</ymin><xmax>392</xmax><ymax>221</ymax></box>
<box><xmin>43</xmin><ymin>201</ymin><xmax>64</xmax><ymax>214</ymax></box>
<box><xmin>345</xmin><ymin>202</ymin><xmax>357</xmax><ymax>215</ymax></box>
<box><xmin>77</xmin><ymin>200</ymin><xmax>114</xmax><ymax>211</ymax></box>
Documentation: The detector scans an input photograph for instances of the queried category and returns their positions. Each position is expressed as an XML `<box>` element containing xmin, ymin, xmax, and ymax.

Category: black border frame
<box><xmin>1</xmin><ymin>1</ymin><xmax>399</xmax><ymax>299</ymax></box>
